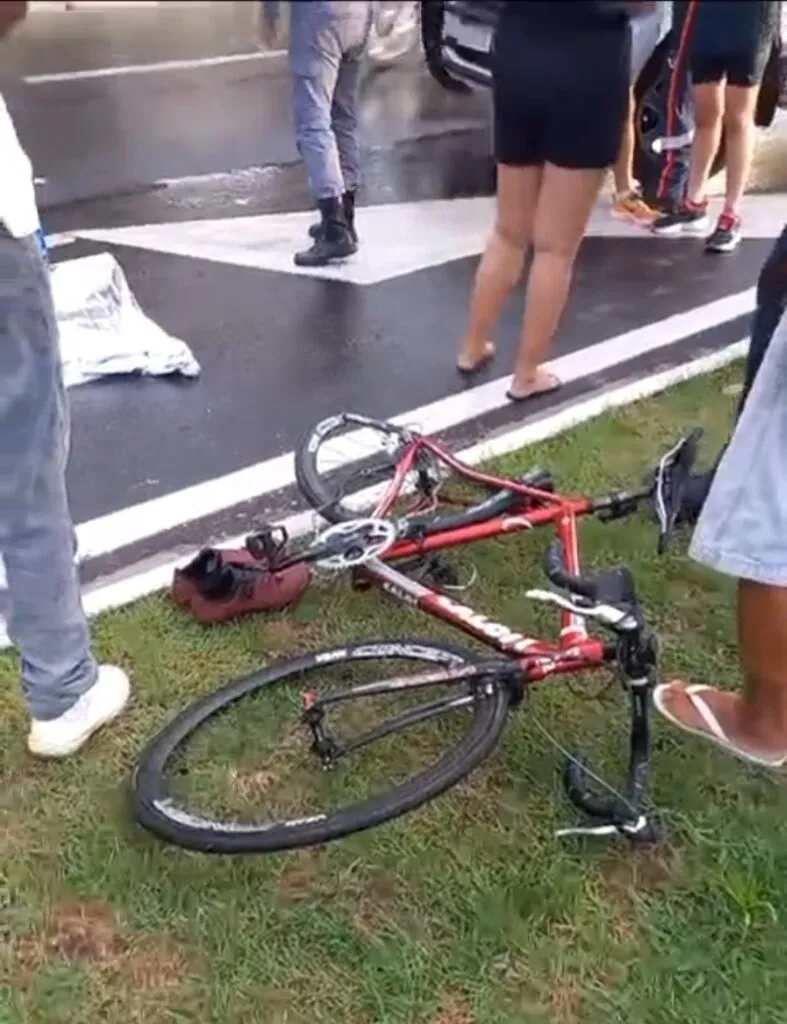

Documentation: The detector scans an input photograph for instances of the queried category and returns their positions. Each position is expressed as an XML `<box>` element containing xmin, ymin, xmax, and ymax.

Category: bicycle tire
<box><xmin>295</xmin><ymin>414</ymin><xmax>548</xmax><ymax>536</ymax></box>
<box><xmin>295</xmin><ymin>414</ymin><xmax>410</xmax><ymax>524</ymax></box>
<box><xmin>131</xmin><ymin>638</ymin><xmax>510</xmax><ymax>855</ymax></box>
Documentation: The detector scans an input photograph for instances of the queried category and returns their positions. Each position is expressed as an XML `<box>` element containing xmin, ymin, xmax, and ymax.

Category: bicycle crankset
<box><xmin>310</xmin><ymin>518</ymin><xmax>398</xmax><ymax>572</ymax></box>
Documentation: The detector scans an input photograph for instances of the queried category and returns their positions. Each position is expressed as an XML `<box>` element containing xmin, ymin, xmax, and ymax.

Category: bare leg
<box><xmin>509</xmin><ymin>163</ymin><xmax>605</xmax><ymax>397</ymax></box>
<box><xmin>734</xmin><ymin>580</ymin><xmax>787</xmax><ymax>747</ymax></box>
<box><xmin>657</xmin><ymin>581</ymin><xmax>787</xmax><ymax>756</ymax></box>
<box><xmin>721</xmin><ymin>83</ymin><xmax>759</xmax><ymax>213</ymax></box>
<box><xmin>613</xmin><ymin>89</ymin><xmax>636</xmax><ymax>195</ymax></box>
<box><xmin>456</xmin><ymin>164</ymin><xmax>542</xmax><ymax>372</ymax></box>
<box><xmin>686</xmin><ymin>81</ymin><xmax>724</xmax><ymax>204</ymax></box>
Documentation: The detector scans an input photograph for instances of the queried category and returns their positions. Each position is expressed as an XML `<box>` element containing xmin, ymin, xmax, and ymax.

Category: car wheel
<box><xmin>633</xmin><ymin>39</ymin><xmax>725</xmax><ymax>201</ymax></box>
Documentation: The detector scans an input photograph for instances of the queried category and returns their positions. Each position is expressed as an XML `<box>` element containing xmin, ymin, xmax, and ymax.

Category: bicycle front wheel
<box><xmin>132</xmin><ymin>638</ymin><xmax>510</xmax><ymax>855</ymax></box>
<box><xmin>295</xmin><ymin>413</ymin><xmax>434</xmax><ymax>524</ymax></box>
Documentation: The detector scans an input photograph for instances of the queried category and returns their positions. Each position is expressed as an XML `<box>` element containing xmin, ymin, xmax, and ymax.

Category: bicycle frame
<box><xmin>353</xmin><ymin>430</ymin><xmax>613</xmax><ymax>682</ymax></box>
<box><xmin>301</xmin><ymin>418</ymin><xmax>663</xmax><ymax>842</ymax></box>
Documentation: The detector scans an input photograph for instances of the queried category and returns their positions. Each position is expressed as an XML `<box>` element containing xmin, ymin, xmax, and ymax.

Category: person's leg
<box><xmin>611</xmin><ymin>89</ymin><xmax>658</xmax><ymax>226</ymax></box>
<box><xmin>652</xmin><ymin>62</ymin><xmax>722</xmax><ymax>236</ymax></box>
<box><xmin>455</xmin><ymin>28</ymin><xmax>546</xmax><ymax>375</ymax></box>
<box><xmin>613</xmin><ymin>89</ymin><xmax>636</xmax><ymax>196</ymax></box>
<box><xmin>685</xmin><ymin>74</ymin><xmax>725</xmax><ymax>204</ymax></box>
<box><xmin>290</xmin><ymin>38</ymin><xmax>343</xmax><ymax>202</ymax></box>
<box><xmin>654</xmin><ymin>308</ymin><xmax>787</xmax><ymax>763</ymax></box>
<box><xmin>0</xmin><ymin>232</ymin><xmax>128</xmax><ymax>754</ymax></box>
<box><xmin>289</xmin><ymin>5</ymin><xmax>355</xmax><ymax>266</ymax></box>
<box><xmin>720</xmin><ymin>83</ymin><xmax>759</xmax><ymax>213</ymax></box>
<box><xmin>456</xmin><ymin>164</ymin><xmax>542</xmax><ymax>372</ymax></box>
<box><xmin>326</xmin><ymin>55</ymin><xmax>363</xmax><ymax>240</ymax></box>
<box><xmin>676</xmin><ymin>223</ymin><xmax>787</xmax><ymax>526</ymax></box>
<box><xmin>508</xmin><ymin>164</ymin><xmax>606</xmax><ymax>398</ymax></box>
<box><xmin>654</xmin><ymin>0</ymin><xmax>697</xmax><ymax>210</ymax></box>
<box><xmin>656</xmin><ymin>582</ymin><xmax>787</xmax><ymax>760</ymax></box>
<box><xmin>703</xmin><ymin>48</ymin><xmax>766</xmax><ymax>256</ymax></box>
<box><xmin>308</xmin><ymin>3</ymin><xmax>372</xmax><ymax>245</ymax></box>
<box><xmin>739</xmin><ymin>225</ymin><xmax>787</xmax><ymax>412</ymax></box>
<box><xmin>503</xmin><ymin>24</ymin><xmax>628</xmax><ymax>398</ymax></box>
<box><xmin>328</xmin><ymin>17</ymin><xmax>371</xmax><ymax>239</ymax></box>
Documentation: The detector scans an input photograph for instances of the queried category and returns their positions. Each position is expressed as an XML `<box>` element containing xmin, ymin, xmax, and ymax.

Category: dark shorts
<box><xmin>690</xmin><ymin>46</ymin><xmax>772</xmax><ymax>87</ymax></box>
<box><xmin>493</xmin><ymin>25</ymin><xmax>630</xmax><ymax>170</ymax></box>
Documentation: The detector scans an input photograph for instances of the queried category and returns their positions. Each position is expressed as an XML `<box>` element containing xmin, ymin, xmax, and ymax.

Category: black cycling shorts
<box><xmin>690</xmin><ymin>48</ymin><xmax>772</xmax><ymax>88</ymax></box>
<box><xmin>492</xmin><ymin>23</ymin><xmax>630</xmax><ymax>170</ymax></box>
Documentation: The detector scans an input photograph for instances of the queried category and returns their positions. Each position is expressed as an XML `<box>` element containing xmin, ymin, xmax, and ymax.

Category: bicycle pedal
<box><xmin>245</xmin><ymin>523</ymin><xmax>289</xmax><ymax>566</ymax></box>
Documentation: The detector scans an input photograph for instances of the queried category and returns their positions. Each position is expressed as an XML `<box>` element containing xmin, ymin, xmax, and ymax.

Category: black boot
<box><xmin>296</xmin><ymin>197</ymin><xmax>357</xmax><ymax>267</ymax></box>
<box><xmin>308</xmin><ymin>191</ymin><xmax>359</xmax><ymax>245</ymax></box>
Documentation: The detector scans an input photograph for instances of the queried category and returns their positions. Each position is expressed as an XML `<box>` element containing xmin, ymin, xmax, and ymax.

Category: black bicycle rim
<box><xmin>295</xmin><ymin>414</ymin><xmax>415</xmax><ymax>524</ymax></box>
<box><xmin>131</xmin><ymin>638</ymin><xmax>511</xmax><ymax>855</ymax></box>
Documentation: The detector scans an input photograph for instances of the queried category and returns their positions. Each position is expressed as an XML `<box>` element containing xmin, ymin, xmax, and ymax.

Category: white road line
<box><xmin>72</xmin><ymin>289</ymin><xmax>755</xmax><ymax>563</ymax></box>
<box><xmin>24</xmin><ymin>50</ymin><xmax>284</xmax><ymax>85</ymax></box>
<box><xmin>73</xmin><ymin>194</ymin><xmax>787</xmax><ymax>288</ymax></box>
<box><xmin>0</xmin><ymin>333</ymin><xmax>744</xmax><ymax>653</ymax></box>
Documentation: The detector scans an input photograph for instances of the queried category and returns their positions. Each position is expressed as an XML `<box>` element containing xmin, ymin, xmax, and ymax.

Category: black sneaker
<box><xmin>705</xmin><ymin>211</ymin><xmax>742</xmax><ymax>253</ymax></box>
<box><xmin>651</xmin><ymin>201</ymin><xmax>709</xmax><ymax>237</ymax></box>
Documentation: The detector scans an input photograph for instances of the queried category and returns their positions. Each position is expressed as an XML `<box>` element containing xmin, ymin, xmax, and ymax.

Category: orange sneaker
<box><xmin>612</xmin><ymin>191</ymin><xmax>658</xmax><ymax>227</ymax></box>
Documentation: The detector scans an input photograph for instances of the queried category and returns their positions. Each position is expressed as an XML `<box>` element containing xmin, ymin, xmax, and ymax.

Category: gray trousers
<box><xmin>0</xmin><ymin>232</ymin><xmax>97</xmax><ymax>720</ymax></box>
<box><xmin>289</xmin><ymin>0</ymin><xmax>372</xmax><ymax>201</ymax></box>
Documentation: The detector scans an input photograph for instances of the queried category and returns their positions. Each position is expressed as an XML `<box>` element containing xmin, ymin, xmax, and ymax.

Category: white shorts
<box><xmin>690</xmin><ymin>309</ymin><xmax>787</xmax><ymax>586</ymax></box>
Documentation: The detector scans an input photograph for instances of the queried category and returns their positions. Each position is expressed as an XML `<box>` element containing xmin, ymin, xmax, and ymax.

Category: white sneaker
<box><xmin>27</xmin><ymin>664</ymin><xmax>130</xmax><ymax>758</ymax></box>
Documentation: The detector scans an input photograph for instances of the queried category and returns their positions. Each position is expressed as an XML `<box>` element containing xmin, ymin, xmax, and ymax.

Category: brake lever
<box><xmin>555</xmin><ymin>815</ymin><xmax>649</xmax><ymax>839</ymax></box>
<box><xmin>526</xmin><ymin>589</ymin><xmax>639</xmax><ymax>631</ymax></box>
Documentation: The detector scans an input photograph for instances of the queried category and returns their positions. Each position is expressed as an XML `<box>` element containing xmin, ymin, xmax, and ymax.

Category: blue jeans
<box><xmin>0</xmin><ymin>232</ymin><xmax>97</xmax><ymax>720</ymax></box>
<box><xmin>289</xmin><ymin>0</ymin><xmax>372</xmax><ymax>201</ymax></box>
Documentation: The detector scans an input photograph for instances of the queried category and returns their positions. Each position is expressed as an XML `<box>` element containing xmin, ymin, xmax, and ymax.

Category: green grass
<box><xmin>4</xmin><ymin>362</ymin><xmax>787</xmax><ymax>1024</ymax></box>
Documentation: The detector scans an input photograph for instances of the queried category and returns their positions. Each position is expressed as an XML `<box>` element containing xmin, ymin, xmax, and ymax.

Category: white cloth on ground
<box><xmin>51</xmin><ymin>252</ymin><xmax>201</xmax><ymax>388</ymax></box>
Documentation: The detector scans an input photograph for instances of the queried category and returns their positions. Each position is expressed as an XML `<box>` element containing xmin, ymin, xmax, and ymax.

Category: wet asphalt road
<box><xmin>5</xmin><ymin>2</ymin><xmax>489</xmax><ymax>209</ymax></box>
<box><xmin>3</xmin><ymin>2</ymin><xmax>786</xmax><ymax>581</ymax></box>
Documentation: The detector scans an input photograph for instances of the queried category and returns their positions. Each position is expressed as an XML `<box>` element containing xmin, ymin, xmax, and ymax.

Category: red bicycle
<box><xmin>132</xmin><ymin>413</ymin><xmax>701</xmax><ymax>855</ymax></box>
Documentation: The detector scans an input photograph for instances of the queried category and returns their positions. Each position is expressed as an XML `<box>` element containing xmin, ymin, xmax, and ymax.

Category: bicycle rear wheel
<box><xmin>132</xmin><ymin>638</ymin><xmax>510</xmax><ymax>854</ymax></box>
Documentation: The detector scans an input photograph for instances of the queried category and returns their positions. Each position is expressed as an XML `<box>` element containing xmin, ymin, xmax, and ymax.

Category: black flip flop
<box><xmin>456</xmin><ymin>342</ymin><xmax>495</xmax><ymax>376</ymax></box>
<box><xmin>506</xmin><ymin>378</ymin><xmax>561</xmax><ymax>403</ymax></box>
